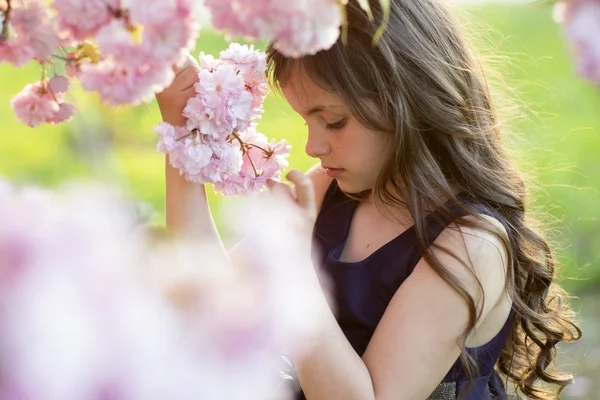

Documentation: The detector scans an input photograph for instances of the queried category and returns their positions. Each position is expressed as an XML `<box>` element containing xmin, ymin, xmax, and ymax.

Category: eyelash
<box><xmin>326</xmin><ymin>118</ymin><xmax>347</xmax><ymax>131</ymax></box>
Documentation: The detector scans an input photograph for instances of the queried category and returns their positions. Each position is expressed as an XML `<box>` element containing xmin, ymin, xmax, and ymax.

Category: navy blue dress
<box><xmin>297</xmin><ymin>181</ymin><xmax>514</xmax><ymax>399</ymax></box>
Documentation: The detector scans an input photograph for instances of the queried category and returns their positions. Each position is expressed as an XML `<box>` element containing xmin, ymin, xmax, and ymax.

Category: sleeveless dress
<box><xmin>289</xmin><ymin>181</ymin><xmax>515</xmax><ymax>400</ymax></box>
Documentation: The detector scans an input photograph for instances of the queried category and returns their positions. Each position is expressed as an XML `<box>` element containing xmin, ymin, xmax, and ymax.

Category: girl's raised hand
<box><xmin>267</xmin><ymin>170</ymin><xmax>317</xmax><ymax>225</ymax></box>
<box><xmin>155</xmin><ymin>54</ymin><xmax>200</xmax><ymax>126</ymax></box>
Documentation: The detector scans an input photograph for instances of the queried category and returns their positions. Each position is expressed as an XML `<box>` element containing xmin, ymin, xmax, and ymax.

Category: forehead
<box><xmin>280</xmin><ymin>66</ymin><xmax>345</xmax><ymax>115</ymax></box>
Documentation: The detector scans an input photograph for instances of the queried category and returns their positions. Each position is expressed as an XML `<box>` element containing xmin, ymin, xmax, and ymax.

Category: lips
<box><xmin>322</xmin><ymin>165</ymin><xmax>344</xmax><ymax>178</ymax></box>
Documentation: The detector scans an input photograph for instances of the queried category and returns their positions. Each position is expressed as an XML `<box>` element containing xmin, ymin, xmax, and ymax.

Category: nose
<box><xmin>305</xmin><ymin>128</ymin><xmax>330</xmax><ymax>159</ymax></box>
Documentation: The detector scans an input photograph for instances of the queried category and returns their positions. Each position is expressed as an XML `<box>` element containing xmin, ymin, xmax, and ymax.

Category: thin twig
<box><xmin>247</xmin><ymin>143</ymin><xmax>271</xmax><ymax>156</ymax></box>
<box><xmin>0</xmin><ymin>0</ymin><xmax>12</xmax><ymax>45</ymax></box>
<box><xmin>52</xmin><ymin>54</ymin><xmax>71</xmax><ymax>62</ymax></box>
<box><xmin>175</xmin><ymin>129</ymin><xmax>197</xmax><ymax>142</ymax></box>
<box><xmin>38</xmin><ymin>64</ymin><xmax>47</xmax><ymax>95</ymax></box>
<box><xmin>231</xmin><ymin>131</ymin><xmax>259</xmax><ymax>178</ymax></box>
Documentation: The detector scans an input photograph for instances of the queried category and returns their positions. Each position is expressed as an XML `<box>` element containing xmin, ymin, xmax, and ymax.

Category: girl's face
<box><xmin>282</xmin><ymin>69</ymin><xmax>392</xmax><ymax>195</ymax></box>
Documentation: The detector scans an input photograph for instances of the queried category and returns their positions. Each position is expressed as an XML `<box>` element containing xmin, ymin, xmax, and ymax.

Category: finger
<box><xmin>173</xmin><ymin>65</ymin><xmax>201</xmax><ymax>92</ymax></box>
<box><xmin>156</xmin><ymin>67</ymin><xmax>199</xmax><ymax>100</ymax></box>
<box><xmin>268</xmin><ymin>180</ymin><xmax>296</xmax><ymax>200</ymax></box>
<box><xmin>286</xmin><ymin>170</ymin><xmax>315</xmax><ymax>215</ymax></box>
<box><xmin>181</xmin><ymin>85</ymin><xmax>196</xmax><ymax>103</ymax></box>
<box><xmin>173</xmin><ymin>54</ymin><xmax>199</xmax><ymax>75</ymax></box>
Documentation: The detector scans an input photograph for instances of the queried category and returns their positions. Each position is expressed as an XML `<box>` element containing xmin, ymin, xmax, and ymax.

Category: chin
<box><xmin>336</xmin><ymin>180</ymin><xmax>371</xmax><ymax>197</ymax></box>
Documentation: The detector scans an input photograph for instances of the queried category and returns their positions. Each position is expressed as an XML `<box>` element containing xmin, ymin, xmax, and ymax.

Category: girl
<box><xmin>156</xmin><ymin>0</ymin><xmax>581</xmax><ymax>398</ymax></box>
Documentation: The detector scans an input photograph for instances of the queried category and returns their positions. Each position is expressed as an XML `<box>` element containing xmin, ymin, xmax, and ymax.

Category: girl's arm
<box><xmin>156</xmin><ymin>56</ymin><xmax>218</xmax><ymax>237</ymax></box>
<box><xmin>156</xmin><ymin>56</ymin><xmax>333</xmax><ymax>239</ymax></box>
<box><xmin>286</xmin><ymin>180</ymin><xmax>511</xmax><ymax>400</ymax></box>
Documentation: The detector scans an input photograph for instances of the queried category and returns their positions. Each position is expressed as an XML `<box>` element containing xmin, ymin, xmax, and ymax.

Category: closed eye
<box><xmin>326</xmin><ymin>118</ymin><xmax>347</xmax><ymax>131</ymax></box>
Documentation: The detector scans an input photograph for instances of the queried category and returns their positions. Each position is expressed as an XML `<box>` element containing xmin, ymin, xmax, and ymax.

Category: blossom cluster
<box><xmin>155</xmin><ymin>44</ymin><xmax>291</xmax><ymax>196</ymax></box>
<box><xmin>1</xmin><ymin>0</ymin><xmax>199</xmax><ymax>126</ymax></box>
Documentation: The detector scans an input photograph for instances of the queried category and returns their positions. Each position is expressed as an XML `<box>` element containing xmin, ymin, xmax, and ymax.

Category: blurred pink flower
<box><xmin>11</xmin><ymin>77</ymin><xmax>77</xmax><ymax>126</ymax></box>
<box><xmin>205</xmin><ymin>0</ymin><xmax>343</xmax><ymax>57</ymax></box>
<box><xmin>0</xmin><ymin>40</ymin><xmax>36</xmax><ymax>66</ymax></box>
<box><xmin>10</xmin><ymin>1</ymin><xmax>47</xmax><ymax>36</ymax></box>
<box><xmin>556</xmin><ymin>0</ymin><xmax>600</xmax><ymax>84</ymax></box>
<box><xmin>94</xmin><ymin>19</ymin><xmax>137</xmax><ymax>63</ymax></box>
<box><xmin>0</xmin><ymin>179</ymin><xmax>318</xmax><ymax>400</ymax></box>
<box><xmin>10</xmin><ymin>1</ymin><xmax>60</xmax><ymax>61</ymax></box>
<box><xmin>64</xmin><ymin>52</ymin><xmax>81</xmax><ymax>77</ymax></box>
<box><xmin>10</xmin><ymin>83</ymin><xmax>60</xmax><ymax>127</ymax></box>
<box><xmin>76</xmin><ymin>0</ymin><xmax>198</xmax><ymax>105</ymax></box>
<box><xmin>49</xmin><ymin>102</ymin><xmax>77</xmax><ymax>123</ymax></box>
<box><xmin>230</xmin><ymin>190</ymin><xmax>326</xmax><ymax>357</ymax></box>
<box><xmin>79</xmin><ymin>60</ymin><xmax>173</xmax><ymax>106</ymax></box>
<box><xmin>52</xmin><ymin>0</ymin><xmax>115</xmax><ymax>40</ymax></box>
<box><xmin>47</xmin><ymin>75</ymin><xmax>70</xmax><ymax>95</ymax></box>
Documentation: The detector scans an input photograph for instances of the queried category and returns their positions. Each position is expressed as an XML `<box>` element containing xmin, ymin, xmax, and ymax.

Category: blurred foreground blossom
<box><xmin>205</xmin><ymin>0</ymin><xmax>343</xmax><ymax>57</ymax></box>
<box><xmin>555</xmin><ymin>0</ymin><xmax>600</xmax><ymax>85</ymax></box>
<box><xmin>0</xmin><ymin>178</ymin><xmax>320</xmax><ymax>400</ymax></box>
<box><xmin>1</xmin><ymin>0</ymin><xmax>200</xmax><ymax>126</ymax></box>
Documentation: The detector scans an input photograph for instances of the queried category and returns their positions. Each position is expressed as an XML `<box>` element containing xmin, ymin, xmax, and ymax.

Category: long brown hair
<box><xmin>267</xmin><ymin>0</ymin><xmax>581</xmax><ymax>398</ymax></box>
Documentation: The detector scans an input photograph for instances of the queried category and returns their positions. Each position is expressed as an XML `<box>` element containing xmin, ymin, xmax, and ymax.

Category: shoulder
<box><xmin>361</xmin><ymin>215</ymin><xmax>512</xmax><ymax>398</ymax></box>
<box><xmin>436</xmin><ymin>214</ymin><xmax>509</xmax><ymax>269</ymax></box>
<box><xmin>418</xmin><ymin>213</ymin><xmax>510</xmax><ymax>320</ymax></box>
<box><xmin>306</xmin><ymin>164</ymin><xmax>334</xmax><ymax>213</ymax></box>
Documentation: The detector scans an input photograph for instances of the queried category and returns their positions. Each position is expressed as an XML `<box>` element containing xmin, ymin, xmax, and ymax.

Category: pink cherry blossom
<box><xmin>220</xmin><ymin>43</ymin><xmax>267</xmax><ymax>78</ymax></box>
<box><xmin>11</xmin><ymin>77</ymin><xmax>77</xmax><ymax>126</ymax></box>
<box><xmin>156</xmin><ymin>44</ymin><xmax>289</xmax><ymax>196</ymax></box>
<box><xmin>11</xmin><ymin>83</ymin><xmax>60</xmax><ymax>127</ymax></box>
<box><xmin>79</xmin><ymin>60</ymin><xmax>173</xmax><ymax>106</ymax></box>
<box><xmin>198</xmin><ymin>52</ymin><xmax>222</xmax><ymax>71</ymax></box>
<box><xmin>205</xmin><ymin>0</ymin><xmax>259</xmax><ymax>38</ymax></box>
<box><xmin>220</xmin><ymin>43</ymin><xmax>268</xmax><ymax>113</ymax></box>
<box><xmin>10</xmin><ymin>1</ymin><xmax>47</xmax><ymax>36</ymax></box>
<box><xmin>205</xmin><ymin>0</ymin><xmax>343</xmax><ymax>57</ymax></box>
<box><xmin>155</xmin><ymin>122</ymin><xmax>184</xmax><ymax>153</ymax></box>
<box><xmin>52</xmin><ymin>0</ymin><xmax>115</xmax><ymax>40</ymax></box>
<box><xmin>64</xmin><ymin>52</ymin><xmax>81</xmax><ymax>77</ymax></box>
<box><xmin>75</xmin><ymin>0</ymin><xmax>198</xmax><ymax>105</ymax></box>
<box><xmin>48</xmin><ymin>102</ymin><xmax>77</xmax><ymax>124</ymax></box>
<box><xmin>47</xmin><ymin>75</ymin><xmax>70</xmax><ymax>95</ymax></box>
<box><xmin>0</xmin><ymin>40</ymin><xmax>36</xmax><ymax>66</ymax></box>
<box><xmin>93</xmin><ymin>19</ymin><xmax>136</xmax><ymax>63</ymax></box>
<box><xmin>10</xmin><ymin>1</ymin><xmax>60</xmax><ymax>61</ymax></box>
<box><xmin>184</xmin><ymin>65</ymin><xmax>253</xmax><ymax>139</ymax></box>
<box><xmin>5</xmin><ymin>0</ymin><xmax>201</xmax><ymax>126</ymax></box>
<box><xmin>200</xmin><ymin>138</ymin><xmax>244</xmax><ymax>183</ymax></box>
<box><xmin>556</xmin><ymin>0</ymin><xmax>600</xmax><ymax>85</ymax></box>
<box><xmin>214</xmin><ymin>126</ymin><xmax>290</xmax><ymax>196</ymax></box>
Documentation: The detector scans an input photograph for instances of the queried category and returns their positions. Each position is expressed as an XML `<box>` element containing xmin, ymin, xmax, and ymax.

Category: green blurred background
<box><xmin>0</xmin><ymin>2</ymin><xmax>598</xmax><ymax>296</ymax></box>
<box><xmin>1</xmin><ymin>2</ymin><xmax>599</xmax><ymax>396</ymax></box>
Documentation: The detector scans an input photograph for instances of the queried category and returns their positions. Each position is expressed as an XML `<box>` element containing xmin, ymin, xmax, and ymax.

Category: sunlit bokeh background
<box><xmin>0</xmin><ymin>1</ymin><xmax>599</xmax><ymax>397</ymax></box>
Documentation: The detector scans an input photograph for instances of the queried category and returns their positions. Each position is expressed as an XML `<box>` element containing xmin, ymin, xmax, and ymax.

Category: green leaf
<box><xmin>341</xmin><ymin>4</ymin><xmax>349</xmax><ymax>45</ymax></box>
<box><xmin>372</xmin><ymin>0</ymin><xmax>390</xmax><ymax>45</ymax></box>
<box><xmin>357</xmin><ymin>0</ymin><xmax>374</xmax><ymax>21</ymax></box>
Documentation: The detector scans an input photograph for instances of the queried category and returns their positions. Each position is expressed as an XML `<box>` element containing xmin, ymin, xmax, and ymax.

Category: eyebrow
<box><xmin>306</xmin><ymin>104</ymin><xmax>344</xmax><ymax>117</ymax></box>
